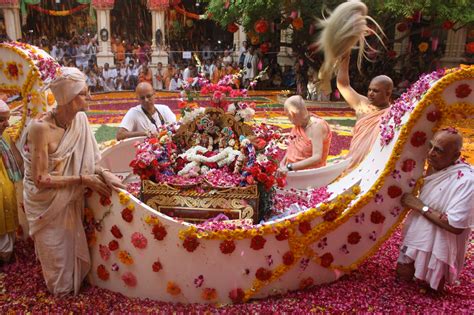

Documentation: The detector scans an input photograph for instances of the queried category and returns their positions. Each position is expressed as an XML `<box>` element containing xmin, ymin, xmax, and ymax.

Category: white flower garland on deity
<box><xmin>177</xmin><ymin>146</ymin><xmax>243</xmax><ymax>176</ymax></box>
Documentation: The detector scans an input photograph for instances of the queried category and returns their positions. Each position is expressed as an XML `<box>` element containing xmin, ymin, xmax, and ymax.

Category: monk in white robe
<box><xmin>337</xmin><ymin>53</ymin><xmax>393</xmax><ymax>171</ymax></box>
<box><xmin>397</xmin><ymin>130</ymin><xmax>473</xmax><ymax>291</ymax></box>
<box><xmin>21</xmin><ymin>67</ymin><xmax>124</xmax><ymax>296</ymax></box>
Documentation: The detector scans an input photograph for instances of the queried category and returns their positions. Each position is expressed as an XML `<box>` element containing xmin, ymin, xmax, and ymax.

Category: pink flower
<box><xmin>131</xmin><ymin>232</ymin><xmax>148</xmax><ymax>249</ymax></box>
<box><xmin>99</xmin><ymin>244</ymin><xmax>110</xmax><ymax>261</ymax></box>
<box><xmin>121</xmin><ymin>272</ymin><xmax>137</xmax><ymax>287</ymax></box>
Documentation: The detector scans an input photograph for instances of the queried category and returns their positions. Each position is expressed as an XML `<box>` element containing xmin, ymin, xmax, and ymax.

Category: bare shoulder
<box><xmin>28</xmin><ymin>119</ymin><xmax>50</xmax><ymax>143</ymax></box>
<box><xmin>308</xmin><ymin>118</ymin><xmax>327</xmax><ymax>137</ymax></box>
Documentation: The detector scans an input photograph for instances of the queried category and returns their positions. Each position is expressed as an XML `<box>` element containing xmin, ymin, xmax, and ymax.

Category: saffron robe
<box><xmin>21</xmin><ymin>112</ymin><xmax>101</xmax><ymax>296</ymax></box>
<box><xmin>286</xmin><ymin>116</ymin><xmax>332</xmax><ymax>170</ymax></box>
<box><xmin>346</xmin><ymin>108</ymin><xmax>388</xmax><ymax>171</ymax></box>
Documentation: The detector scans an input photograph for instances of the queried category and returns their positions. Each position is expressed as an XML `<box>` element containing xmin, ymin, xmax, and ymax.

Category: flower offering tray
<box><xmin>141</xmin><ymin>180</ymin><xmax>260</xmax><ymax>223</ymax></box>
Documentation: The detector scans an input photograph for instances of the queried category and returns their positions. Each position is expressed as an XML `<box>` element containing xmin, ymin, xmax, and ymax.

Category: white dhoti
<box><xmin>398</xmin><ymin>162</ymin><xmax>473</xmax><ymax>289</ymax></box>
<box><xmin>21</xmin><ymin>112</ymin><xmax>101</xmax><ymax>295</ymax></box>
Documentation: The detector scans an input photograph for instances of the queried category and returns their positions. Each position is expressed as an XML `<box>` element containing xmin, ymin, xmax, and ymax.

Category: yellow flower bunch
<box><xmin>143</xmin><ymin>214</ymin><xmax>161</xmax><ymax>226</ymax></box>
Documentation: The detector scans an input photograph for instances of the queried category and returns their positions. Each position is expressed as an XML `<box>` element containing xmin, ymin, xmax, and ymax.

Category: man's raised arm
<box><xmin>336</xmin><ymin>54</ymin><xmax>367</xmax><ymax>111</ymax></box>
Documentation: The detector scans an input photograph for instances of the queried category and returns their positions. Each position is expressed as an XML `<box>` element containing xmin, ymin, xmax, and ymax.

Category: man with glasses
<box><xmin>116</xmin><ymin>82</ymin><xmax>176</xmax><ymax>140</ymax></box>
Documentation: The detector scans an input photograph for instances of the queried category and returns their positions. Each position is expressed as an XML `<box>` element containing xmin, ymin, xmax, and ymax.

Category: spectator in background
<box><xmin>154</xmin><ymin>62</ymin><xmax>164</xmax><ymax>90</ymax></box>
<box><xmin>138</xmin><ymin>63</ymin><xmax>153</xmax><ymax>85</ymax></box>
<box><xmin>102</xmin><ymin>62</ymin><xmax>117</xmax><ymax>92</ymax></box>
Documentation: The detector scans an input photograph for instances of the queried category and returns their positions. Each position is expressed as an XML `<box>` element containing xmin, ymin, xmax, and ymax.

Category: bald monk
<box><xmin>279</xmin><ymin>95</ymin><xmax>332</xmax><ymax>172</ymax></box>
<box><xmin>397</xmin><ymin>129</ymin><xmax>473</xmax><ymax>292</ymax></box>
<box><xmin>20</xmin><ymin>67</ymin><xmax>125</xmax><ymax>296</ymax></box>
<box><xmin>337</xmin><ymin>53</ymin><xmax>393</xmax><ymax>171</ymax></box>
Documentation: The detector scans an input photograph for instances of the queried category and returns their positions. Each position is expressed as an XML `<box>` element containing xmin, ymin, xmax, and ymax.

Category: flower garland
<box><xmin>28</xmin><ymin>4</ymin><xmax>89</xmax><ymax>16</ymax></box>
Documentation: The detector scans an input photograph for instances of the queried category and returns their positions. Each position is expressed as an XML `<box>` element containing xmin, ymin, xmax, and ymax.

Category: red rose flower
<box><xmin>299</xmin><ymin>277</ymin><xmax>314</xmax><ymax>290</ymax></box>
<box><xmin>110</xmin><ymin>225</ymin><xmax>123</xmax><ymax>239</ymax></box>
<box><xmin>152</xmin><ymin>260</ymin><xmax>162</xmax><ymax>272</ymax></box>
<box><xmin>396</xmin><ymin>22</ymin><xmax>408</xmax><ymax>32</ymax></box>
<box><xmin>371</xmin><ymin>210</ymin><xmax>386</xmax><ymax>224</ymax></box>
<box><xmin>410</xmin><ymin>131</ymin><xmax>427</xmax><ymax>147</ymax></box>
<box><xmin>298</xmin><ymin>221</ymin><xmax>311</xmax><ymax>234</ymax></box>
<box><xmin>250</xmin><ymin>235</ymin><xmax>267</xmax><ymax>250</ymax></box>
<box><xmin>282</xmin><ymin>251</ymin><xmax>295</xmax><ymax>265</ymax></box>
<box><xmin>108</xmin><ymin>240</ymin><xmax>119</xmax><ymax>251</ymax></box>
<box><xmin>276</xmin><ymin>177</ymin><xmax>287</xmax><ymax>188</ymax></box>
<box><xmin>388</xmin><ymin>185</ymin><xmax>402</xmax><ymax>198</ymax></box>
<box><xmin>183</xmin><ymin>236</ymin><xmax>199</xmax><ymax>252</ymax></box>
<box><xmin>275</xmin><ymin>228</ymin><xmax>289</xmax><ymax>241</ymax></box>
<box><xmin>229</xmin><ymin>288</ymin><xmax>245</xmax><ymax>303</ymax></box>
<box><xmin>100</xmin><ymin>195</ymin><xmax>112</xmax><ymax>206</ymax></box>
<box><xmin>426</xmin><ymin>110</ymin><xmax>441</xmax><ymax>122</ymax></box>
<box><xmin>260</xmin><ymin>42</ymin><xmax>270</xmax><ymax>54</ymax></box>
<box><xmin>220</xmin><ymin>240</ymin><xmax>236</xmax><ymax>254</ymax></box>
<box><xmin>227</xmin><ymin>23</ymin><xmax>239</xmax><ymax>33</ymax></box>
<box><xmin>97</xmin><ymin>264</ymin><xmax>109</xmax><ymax>281</ymax></box>
<box><xmin>323</xmin><ymin>210</ymin><xmax>338</xmax><ymax>222</ymax></box>
<box><xmin>455</xmin><ymin>84</ymin><xmax>472</xmax><ymax>99</ymax></box>
<box><xmin>442</xmin><ymin>20</ymin><xmax>454</xmax><ymax>30</ymax></box>
<box><xmin>121</xmin><ymin>208</ymin><xmax>133</xmax><ymax>223</ymax></box>
<box><xmin>401</xmin><ymin>159</ymin><xmax>416</xmax><ymax>172</ymax></box>
<box><xmin>152</xmin><ymin>224</ymin><xmax>167</xmax><ymax>241</ymax></box>
<box><xmin>121</xmin><ymin>272</ymin><xmax>137</xmax><ymax>287</ymax></box>
<box><xmin>320</xmin><ymin>252</ymin><xmax>334</xmax><ymax>268</ymax></box>
<box><xmin>254</xmin><ymin>19</ymin><xmax>269</xmax><ymax>33</ymax></box>
<box><xmin>255</xmin><ymin>267</ymin><xmax>272</xmax><ymax>281</ymax></box>
<box><xmin>257</xmin><ymin>173</ymin><xmax>268</xmax><ymax>183</ymax></box>
<box><xmin>347</xmin><ymin>232</ymin><xmax>361</xmax><ymax>245</ymax></box>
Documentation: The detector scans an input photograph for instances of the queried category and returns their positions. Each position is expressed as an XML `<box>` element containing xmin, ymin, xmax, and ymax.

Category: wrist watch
<box><xmin>421</xmin><ymin>205</ymin><xmax>430</xmax><ymax>215</ymax></box>
<box><xmin>286</xmin><ymin>163</ymin><xmax>293</xmax><ymax>171</ymax></box>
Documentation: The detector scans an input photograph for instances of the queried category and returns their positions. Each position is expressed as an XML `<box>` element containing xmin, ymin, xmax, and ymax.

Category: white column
<box><xmin>277</xmin><ymin>28</ymin><xmax>294</xmax><ymax>67</ymax></box>
<box><xmin>2</xmin><ymin>6</ymin><xmax>21</xmax><ymax>41</ymax></box>
<box><xmin>232</xmin><ymin>25</ymin><xmax>245</xmax><ymax>59</ymax></box>
<box><xmin>150</xmin><ymin>9</ymin><xmax>168</xmax><ymax>66</ymax></box>
<box><xmin>95</xmin><ymin>8</ymin><xmax>114</xmax><ymax>66</ymax></box>
<box><xmin>441</xmin><ymin>26</ymin><xmax>467</xmax><ymax>68</ymax></box>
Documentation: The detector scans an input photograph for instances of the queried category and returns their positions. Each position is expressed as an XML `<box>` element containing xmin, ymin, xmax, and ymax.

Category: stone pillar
<box><xmin>441</xmin><ymin>26</ymin><xmax>467</xmax><ymax>68</ymax></box>
<box><xmin>92</xmin><ymin>0</ymin><xmax>115</xmax><ymax>66</ymax></box>
<box><xmin>0</xmin><ymin>0</ymin><xmax>21</xmax><ymax>41</ymax></box>
<box><xmin>278</xmin><ymin>28</ymin><xmax>294</xmax><ymax>67</ymax></box>
<box><xmin>233</xmin><ymin>24</ymin><xmax>246</xmax><ymax>59</ymax></box>
<box><xmin>148</xmin><ymin>0</ymin><xmax>169</xmax><ymax>66</ymax></box>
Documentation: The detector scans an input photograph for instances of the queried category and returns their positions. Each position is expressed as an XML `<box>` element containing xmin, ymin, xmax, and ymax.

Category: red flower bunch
<box><xmin>426</xmin><ymin>110</ymin><xmax>441</xmax><ymax>122</ymax></box>
<box><xmin>299</xmin><ymin>277</ymin><xmax>314</xmax><ymax>290</ymax></box>
<box><xmin>131</xmin><ymin>232</ymin><xmax>148</xmax><ymax>249</ymax></box>
<box><xmin>455</xmin><ymin>84</ymin><xmax>472</xmax><ymax>98</ymax></box>
<box><xmin>442</xmin><ymin>20</ymin><xmax>454</xmax><ymax>30</ymax></box>
<box><xmin>320</xmin><ymin>252</ymin><xmax>334</xmax><ymax>268</ymax></box>
<box><xmin>275</xmin><ymin>228</ymin><xmax>289</xmax><ymax>241</ymax></box>
<box><xmin>298</xmin><ymin>221</ymin><xmax>311</xmax><ymax>234</ymax></box>
<box><xmin>250</xmin><ymin>235</ymin><xmax>266</xmax><ymax>250</ymax></box>
<box><xmin>121</xmin><ymin>208</ymin><xmax>133</xmax><ymax>223</ymax></box>
<box><xmin>183</xmin><ymin>236</ymin><xmax>200</xmax><ymax>252</ymax></box>
<box><xmin>108</xmin><ymin>240</ymin><xmax>119</xmax><ymax>251</ymax></box>
<box><xmin>152</xmin><ymin>260</ymin><xmax>162</xmax><ymax>272</ymax></box>
<box><xmin>227</xmin><ymin>23</ymin><xmax>239</xmax><ymax>33</ymax></box>
<box><xmin>255</xmin><ymin>267</ymin><xmax>272</xmax><ymax>281</ymax></box>
<box><xmin>220</xmin><ymin>240</ymin><xmax>236</xmax><ymax>254</ymax></box>
<box><xmin>401</xmin><ymin>159</ymin><xmax>416</xmax><ymax>172</ymax></box>
<box><xmin>110</xmin><ymin>225</ymin><xmax>123</xmax><ymax>239</ymax></box>
<box><xmin>347</xmin><ymin>232</ymin><xmax>361</xmax><ymax>245</ymax></box>
<box><xmin>260</xmin><ymin>42</ymin><xmax>270</xmax><ymax>54</ymax></box>
<box><xmin>245</xmin><ymin>160</ymin><xmax>285</xmax><ymax>190</ymax></box>
<box><xmin>282</xmin><ymin>251</ymin><xmax>295</xmax><ymax>265</ymax></box>
<box><xmin>254</xmin><ymin>19</ymin><xmax>269</xmax><ymax>33</ymax></box>
<box><xmin>152</xmin><ymin>224</ymin><xmax>167</xmax><ymax>241</ymax></box>
<box><xmin>7</xmin><ymin>63</ymin><xmax>19</xmax><ymax>78</ymax></box>
<box><xmin>97</xmin><ymin>264</ymin><xmax>109</xmax><ymax>281</ymax></box>
<box><xmin>388</xmin><ymin>185</ymin><xmax>403</xmax><ymax>198</ymax></box>
<box><xmin>229</xmin><ymin>288</ymin><xmax>245</xmax><ymax>303</ymax></box>
<box><xmin>371</xmin><ymin>210</ymin><xmax>386</xmax><ymax>224</ymax></box>
<box><xmin>411</xmin><ymin>131</ymin><xmax>427</xmax><ymax>147</ymax></box>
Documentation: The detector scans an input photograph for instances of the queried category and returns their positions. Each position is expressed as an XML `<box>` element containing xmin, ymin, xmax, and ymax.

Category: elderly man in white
<box><xmin>397</xmin><ymin>129</ymin><xmax>473</xmax><ymax>292</ymax></box>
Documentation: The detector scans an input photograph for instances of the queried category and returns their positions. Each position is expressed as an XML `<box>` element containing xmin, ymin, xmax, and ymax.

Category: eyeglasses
<box><xmin>139</xmin><ymin>94</ymin><xmax>154</xmax><ymax>100</ymax></box>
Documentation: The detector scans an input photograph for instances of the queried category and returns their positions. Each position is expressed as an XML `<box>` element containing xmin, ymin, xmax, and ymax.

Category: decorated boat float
<box><xmin>1</xmin><ymin>42</ymin><xmax>473</xmax><ymax>304</ymax></box>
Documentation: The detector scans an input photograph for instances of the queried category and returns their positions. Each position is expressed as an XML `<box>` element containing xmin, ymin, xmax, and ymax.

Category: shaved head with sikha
<box><xmin>136</xmin><ymin>82</ymin><xmax>155</xmax><ymax>111</ymax></box>
<box><xmin>367</xmin><ymin>75</ymin><xmax>393</xmax><ymax>109</ymax></box>
<box><xmin>427</xmin><ymin>129</ymin><xmax>463</xmax><ymax>171</ymax></box>
<box><xmin>284</xmin><ymin>95</ymin><xmax>310</xmax><ymax>127</ymax></box>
